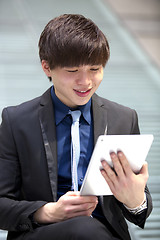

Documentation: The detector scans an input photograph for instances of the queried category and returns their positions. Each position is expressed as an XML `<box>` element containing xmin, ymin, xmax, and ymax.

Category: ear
<box><xmin>41</xmin><ymin>60</ymin><xmax>51</xmax><ymax>77</ymax></box>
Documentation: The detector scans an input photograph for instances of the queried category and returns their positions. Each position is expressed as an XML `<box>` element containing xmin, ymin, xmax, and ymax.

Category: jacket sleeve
<box><xmin>0</xmin><ymin>108</ymin><xmax>47</xmax><ymax>232</ymax></box>
<box><xmin>125</xmin><ymin>109</ymin><xmax>153</xmax><ymax>226</ymax></box>
<box><xmin>121</xmin><ymin>109</ymin><xmax>153</xmax><ymax>227</ymax></box>
<box><xmin>119</xmin><ymin>185</ymin><xmax>153</xmax><ymax>228</ymax></box>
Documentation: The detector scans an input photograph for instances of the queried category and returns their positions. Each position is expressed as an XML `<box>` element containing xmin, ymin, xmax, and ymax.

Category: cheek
<box><xmin>96</xmin><ymin>71</ymin><xmax>103</xmax><ymax>84</ymax></box>
<box><xmin>96</xmin><ymin>76</ymin><xmax>103</xmax><ymax>86</ymax></box>
<box><xmin>61</xmin><ymin>76</ymin><xmax>74</xmax><ymax>86</ymax></box>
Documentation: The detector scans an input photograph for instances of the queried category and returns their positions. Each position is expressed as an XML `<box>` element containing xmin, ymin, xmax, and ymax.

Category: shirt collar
<box><xmin>51</xmin><ymin>86</ymin><xmax>91</xmax><ymax>125</ymax></box>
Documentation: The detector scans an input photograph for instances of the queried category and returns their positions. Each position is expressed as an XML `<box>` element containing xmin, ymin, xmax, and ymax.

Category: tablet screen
<box><xmin>80</xmin><ymin>134</ymin><xmax>154</xmax><ymax>196</ymax></box>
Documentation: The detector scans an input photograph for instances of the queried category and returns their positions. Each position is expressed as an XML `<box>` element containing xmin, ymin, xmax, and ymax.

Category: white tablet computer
<box><xmin>80</xmin><ymin>134</ymin><xmax>154</xmax><ymax>196</ymax></box>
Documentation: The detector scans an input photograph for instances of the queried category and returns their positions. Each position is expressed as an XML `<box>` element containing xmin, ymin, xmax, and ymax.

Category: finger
<box><xmin>101</xmin><ymin>168</ymin><xmax>115</xmax><ymax>192</ymax></box>
<box><xmin>140</xmin><ymin>162</ymin><xmax>148</xmax><ymax>174</ymax></box>
<box><xmin>117</xmin><ymin>151</ymin><xmax>133</xmax><ymax>176</ymax></box>
<box><xmin>66</xmin><ymin>206</ymin><xmax>96</xmax><ymax>218</ymax></box>
<box><xmin>64</xmin><ymin>200</ymin><xmax>98</xmax><ymax>218</ymax></box>
<box><xmin>66</xmin><ymin>191</ymin><xmax>97</xmax><ymax>201</ymax></box>
<box><xmin>74</xmin><ymin>201</ymin><xmax>98</xmax><ymax>212</ymax></box>
<box><xmin>101</xmin><ymin>159</ymin><xmax>118</xmax><ymax>183</ymax></box>
<box><xmin>77</xmin><ymin>195</ymin><xmax>98</xmax><ymax>204</ymax></box>
<box><xmin>65</xmin><ymin>191</ymin><xmax>80</xmax><ymax>196</ymax></box>
<box><xmin>101</xmin><ymin>160</ymin><xmax>117</xmax><ymax>192</ymax></box>
<box><xmin>110</xmin><ymin>152</ymin><xmax>124</xmax><ymax>177</ymax></box>
<box><xmin>64</xmin><ymin>192</ymin><xmax>98</xmax><ymax>205</ymax></box>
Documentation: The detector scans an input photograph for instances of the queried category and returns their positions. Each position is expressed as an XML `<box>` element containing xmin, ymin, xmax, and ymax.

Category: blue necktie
<box><xmin>70</xmin><ymin>110</ymin><xmax>81</xmax><ymax>191</ymax></box>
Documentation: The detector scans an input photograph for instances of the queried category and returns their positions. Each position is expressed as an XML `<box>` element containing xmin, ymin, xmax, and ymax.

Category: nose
<box><xmin>76</xmin><ymin>71</ymin><xmax>91</xmax><ymax>86</ymax></box>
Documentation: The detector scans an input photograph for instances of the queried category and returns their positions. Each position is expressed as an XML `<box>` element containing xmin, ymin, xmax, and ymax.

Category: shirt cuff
<box><xmin>29</xmin><ymin>212</ymin><xmax>44</xmax><ymax>228</ymax></box>
<box><xmin>123</xmin><ymin>194</ymin><xmax>147</xmax><ymax>215</ymax></box>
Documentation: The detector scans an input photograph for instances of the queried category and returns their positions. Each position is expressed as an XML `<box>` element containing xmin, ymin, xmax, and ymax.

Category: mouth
<box><xmin>75</xmin><ymin>88</ymin><xmax>92</xmax><ymax>93</ymax></box>
<box><xmin>74</xmin><ymin>88</ymin><xmax>92</xmax><ymax>97</ymax></box>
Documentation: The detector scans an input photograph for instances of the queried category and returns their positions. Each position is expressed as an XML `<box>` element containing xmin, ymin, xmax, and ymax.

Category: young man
<box><xmin>0</xmin><ymin>14</ymin><xmax>152</xmax><ymax>240</ymax></box>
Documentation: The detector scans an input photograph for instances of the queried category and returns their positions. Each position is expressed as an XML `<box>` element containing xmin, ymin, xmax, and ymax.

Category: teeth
<box><xmin>77</xmin><ymin>89</ymin><xmax>91</xmax><ymax>93</ymax></box>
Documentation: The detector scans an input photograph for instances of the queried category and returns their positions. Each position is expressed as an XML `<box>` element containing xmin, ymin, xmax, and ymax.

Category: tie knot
<box><xmin>70</xmin><ymin>110</ymin><xmax>81</xmax><ymax>122</ymax></box>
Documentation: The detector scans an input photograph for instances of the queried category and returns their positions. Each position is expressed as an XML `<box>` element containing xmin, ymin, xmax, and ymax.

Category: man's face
<box><xmin>43</xmin><ymin>62</ymin><xmax>103</xmax><ymax>108</ymax></box>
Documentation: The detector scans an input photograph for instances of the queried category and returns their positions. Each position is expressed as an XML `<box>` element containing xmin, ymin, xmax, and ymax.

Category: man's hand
<box><xmin>101</xmin><ymin>151</ymin><xmax>148</xmax><ymax>208</ymax></box>
<box><xmin>34</xmin><ymin>191</ymin><xmax>98</xmax><ymax>224</ymax></box>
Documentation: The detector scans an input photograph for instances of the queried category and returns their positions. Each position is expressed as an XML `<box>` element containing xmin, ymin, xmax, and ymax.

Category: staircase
<box><xmin>0</xmin><ymin>0</ymin><xmax>160</xmax><ymax>239</ymax></box>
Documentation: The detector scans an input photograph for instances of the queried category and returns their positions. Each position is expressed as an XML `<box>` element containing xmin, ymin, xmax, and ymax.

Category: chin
<box><xmin>77</xmin><ymin>100</ymin><xmax>90</xmax><ymax>106</ymax></box>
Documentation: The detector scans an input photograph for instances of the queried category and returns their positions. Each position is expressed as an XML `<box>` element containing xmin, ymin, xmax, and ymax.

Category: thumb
<box><xmin>66</xmin><ymin>191</ymin><xmax>80</xmax><ymax>196</ymax></box>
<box><xmin>140</xmin><ymin>162</ymin><xmax>149</xmax><ymax>179</ymax></box>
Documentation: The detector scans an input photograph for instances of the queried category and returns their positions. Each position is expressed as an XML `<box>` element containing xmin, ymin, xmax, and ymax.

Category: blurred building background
<box><xmin>0</xmin><ymin>0</ymin><xmax>160</xmax><ymax>239</ymax></box>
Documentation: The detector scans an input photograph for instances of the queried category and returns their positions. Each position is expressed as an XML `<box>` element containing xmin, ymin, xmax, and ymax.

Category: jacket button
<box><xmin>19</xmin><ymin>223</ymin><xmax>29</xmax><ymax>231</ymax></box>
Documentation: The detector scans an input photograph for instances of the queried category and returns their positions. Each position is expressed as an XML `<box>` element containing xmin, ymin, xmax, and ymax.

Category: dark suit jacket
<box><xmin>0</xmin><ymin>88</ymin><xmax>152</xmax><ymax>240</ymax></box>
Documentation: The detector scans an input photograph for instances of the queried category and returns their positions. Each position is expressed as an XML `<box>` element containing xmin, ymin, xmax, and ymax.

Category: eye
<box><xmin>90</xmin><ymin>68</ymin><xmax>99</xmax><ymax>72</ymax></box>
<box><xmin>65</xmin><ymin>69</ymin><xmax>78</xmax><ymax>73</ymax></box>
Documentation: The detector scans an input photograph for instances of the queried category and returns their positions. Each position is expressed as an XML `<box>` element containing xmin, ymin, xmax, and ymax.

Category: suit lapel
<box><xmin>92</xmin><ymin>94</ymin><xmax>108</xmax><ymax>145</ymax></box>
<box><xmin>38</xmin><ymin>88</ymin><xmax>57</xmax><ymax>202</ymax></box>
